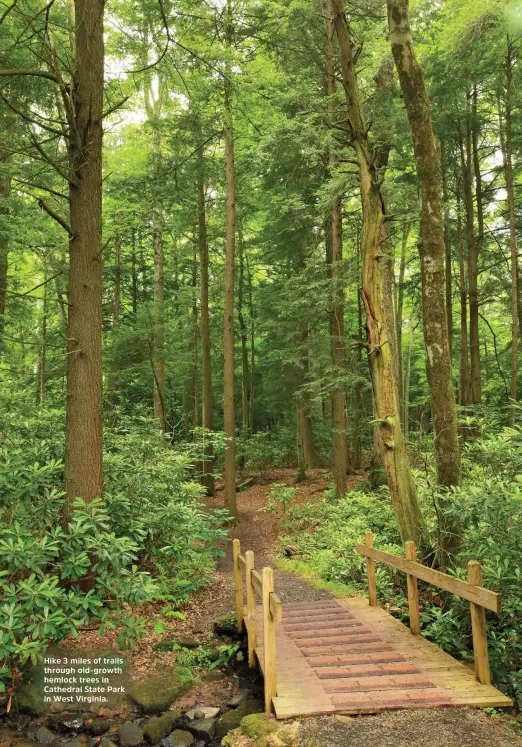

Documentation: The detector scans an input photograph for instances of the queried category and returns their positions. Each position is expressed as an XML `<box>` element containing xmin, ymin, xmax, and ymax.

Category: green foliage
<box><xmin>174</xmin><ymin>643</ymin><xmax>240</xmax><ymax>671</ymax></box>
<box><xmin>263</xmin><ymin>482</ymin><xmax>297</xmax><ymax>513</ymax></box>
<box><xmin>0</xmin><ymin>406</ymin><xmax>228</xmax><ymax>687</ymax></box>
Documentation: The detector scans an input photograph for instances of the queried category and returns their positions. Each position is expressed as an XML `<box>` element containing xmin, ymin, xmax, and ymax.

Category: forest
<box><xmin>1</xmin><ymin>0</ymin><xmax>522</xmax><ymax>744</ymax></box>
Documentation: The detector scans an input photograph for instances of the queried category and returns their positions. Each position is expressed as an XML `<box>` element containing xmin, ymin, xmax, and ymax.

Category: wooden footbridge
<box><xmin>232</xmin><ymin>535</ymin><xmax>513</xmax><ymax>719</ymax></box>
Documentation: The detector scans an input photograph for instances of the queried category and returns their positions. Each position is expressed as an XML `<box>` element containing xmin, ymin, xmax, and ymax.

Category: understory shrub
<box><xmin>0</xmin><ymin>410</ymin><xmax>228</xmax><ymax>690</ymax></box>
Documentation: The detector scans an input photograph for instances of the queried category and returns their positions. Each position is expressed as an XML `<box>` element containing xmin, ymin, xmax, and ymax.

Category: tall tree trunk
<box><xmin>396</xmin><ymin>222</ymin><xmax>409</xmax><ymax>425</ymax></box>
<box><xmin>238</xmin><ymin>227</ymin><xmax>249</xmax><ymax>441</ymax></box>
<box><xmin>352</xmin><ymin>279</ymin><xmax>363</xmax><ymax>470</ymax></box>
<box><xmin>64</xmin><ymin>0</ymin><xmax>105</xmax><ymax>525</ymax></box>
<box><xmin>462</xmin><ymin>120</ymin><xmax>481</xmax><ymax>408</ymax></box>
<box><xmin>332</xmin><ymin>0</ymin><xmax>424</xmax><ymax>545</ymax></box>
<box><xmin>223</xmin><ymin>0</ymin><xmax>237</xmax><ymax>519</ymax></box>
<box><xmin>387</xmin><ymin>0</ymin><xmax>461</xmax><ymax>502</ymax></box>
<box><xmin>246</xmin><ymin>251</ymin><xmax>255</xmax><ymax>432</ymax></box>
<box><xmin>0</xmin><ymin>165</ymin><xmax>9</xmax><ymax>341</ymax></box>
<box><xmin>500</xmin><ymin>40</ymin><xmax>519</xmax><ymax>426</ymax></box>
<box><xmin>441</xmin><ymin>146</ymin><xmax>453</xmax><ymax>356</ymax></box>
<box><xmin>131</xmin><ymin>227</ymin><xmax>138</xmax><ymax>317</ymax></box>
<box><xmin>196</xmin><ymin>121</ymin><xmax>216</xmax><ymax>495</ymax></box>
<box><xmin>456</xmin><ymin>172</ymin><xmax>471</xmax><ymax>414</ymax></box>
<box><xmin>403</xmin><ymin>322</ymin><xmax>414</xmax><ymax>439</ymax></box>
<box><xmin>38</xmin><ymin>270</ymin><xmax>48</xmax><ymax>407</ymax></box>
<box><xmin>152</xmin><ymin>182</ymin><xmax>165</xmax><ymax>431</ymax></box>
<box><xmin>326</xmin><ymin>0</ymin><xmax>348</xmax><ymax>496</ymax></box>
<box><xmin>108</xmin><ymin>229</ymin><xmax>121</xmax><ymax>420</ymax></box>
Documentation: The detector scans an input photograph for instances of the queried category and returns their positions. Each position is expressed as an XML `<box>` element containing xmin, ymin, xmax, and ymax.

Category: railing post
<box><xmin>245</xmin><ymin>550</ymin><xmax>257</xmax><ymax>668</ymax></box>
<box><xmin>405</xmin><ymin>541</ymin><xmax>420</xmax><ymax>635</ymax></box>
<box><xmin>468</xmin><ymin>560</ymin><xmax>491</xmax><ymax>685</ymax></box>
<box><xmin>232</xmin><ymin>539</ymin><xmax>244</xmax><ymax>633</ymax></box>
<box><xmin>262</xmin><ymin>566</ymin><xmax>277</xmax><ymax>713</ymax></box>
<box><xmin>365</xmin><ymin>530</ymin><xmax>378</xmax><ymax>607</ymax></box>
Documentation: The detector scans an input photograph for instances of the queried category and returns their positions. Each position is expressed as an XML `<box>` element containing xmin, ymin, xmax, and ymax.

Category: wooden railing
<box><xmin>232</xmin><ymin>539</ymin><xmax>283</xmax><ymax>713</ymax></box>
<box><xmin>357</xmin><ymin>531</ymin><xmax>501</xmax><ymax>686</ymax></box>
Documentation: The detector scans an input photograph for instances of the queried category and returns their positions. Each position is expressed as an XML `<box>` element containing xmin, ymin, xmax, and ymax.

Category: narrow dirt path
<box><xmin>201</xmin><ymin>469</ymin><xmax>522</xmax><ymax>747</ymax></box>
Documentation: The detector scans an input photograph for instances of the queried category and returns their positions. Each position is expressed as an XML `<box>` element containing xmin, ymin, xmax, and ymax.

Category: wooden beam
<box><xmin>262</xmin><ymin>567</ymin><xmax>277</xmax><ymax>713</ymax></box>
<box><xmin>245</xmin><ymin>550</ymin><xmax>257</xmax><ymax>668</ymax></box>
<box><xmin>238</xmin><ymin>553</ymin><xmax>246</xmax><ymax>572</ymax></box>
<box><xmin>251</xmin><ymin>568</ymin><xmax>263</xmax><ymax>598</ymax></box>
<box><xmin>270</xmin><ymin>592</ymin><xmax>283</xmax><ymax>623</ymax></box>
<box><xmin>365</xmin><ymin>531</ymin><xmax>378</xmax><ymax>607</ymax></box>
<box><xmin>357</xmin><ymin>544</ymin><xmax>500</xmax><ymax>612</ymax></box>
<box><xmin>405</xmin><ymin>541</ymin><xmax>420</xmax><ymax>635</ymax></box>
<box><xmin>232</xmin><ymin>539</ymin><xmax>244</xmax><ymax>632</ymax></box>
<box><xmin>468</xmin><ymin>561</ymin><xmax>491</xmax><ymax>685</ymax></box>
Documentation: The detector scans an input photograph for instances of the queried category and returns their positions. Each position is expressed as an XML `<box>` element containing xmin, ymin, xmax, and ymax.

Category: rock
<box><xmin>62</xmin><ymin>740</ymin><xmax>82</xmax><ymax>747</ymax></box>
<box><xmin>49</xmin><ymin>715</ymin><xmax>84</xmax><ymax>732</ymax></box>
<box><xmin>215</xmin><ymin>699</ymin><xmax>263</xmax><ymax>740</ymax></box>
<box><xmin>84</xmin><ymin>718</ymin><xmax>112</xmax><ymax>736</ymax></box>
<box><xmin>240</xmin><ymin>713</ymin><xmax>278</xmax><ymax>740</ymax></box>
<box><xmin>188</xmin><ymin>717</ymin><xmax>216</xmax><ymax>742</ymax></box>
<box><xmin>98</xmin><ymin>708</ymin><xmax>117</xmax><ymax>718</ymax></box>
<box><xmin>127</xmin><ymin>668</ymin><xmax>195</xmax><ymax>714</ymax></box>
<box><xmin>176</xmin><ymin>637</ymin><xmax>201</xmax><ymax>650</ymax></box>
<box><xmin>201</xmin><ymin>670</ymin><xmax>223</xmax><ymax>683</ymax></box>
<box><xmin>213</xmin><ymin>615</ymin><xmax>237</xmax><ymax>637</ymax></box>
<box><xmin>101</xmin><ymin>740</ymin><xmax>118</xmax><ymax>747</ymax></box>
<box><xmin>119</xmin><ymin>720</ymin><xmax>145</xmax><ymax>746</ymax></box>
<box><xmin>334</xmin><ymin>714</ymin><xmax>353</xmax><ymax>723</ymax></box>
<box><xmin>35</xmin><ymin>726</ymin><xmax>56</xmax><ymax>744</ymax></box>
<box><xmin>8</xmin><ymin>714</ymin><xmax>31</xmax><ymax>731</ymax></box>
<box><xmin>13</xmin><ymin>682</ymin><xmax>45</xmax><ymax>716</ymax></box>
<box><xmin>143</xmin><ymin>711</ymin><xmax>182</xmax><ymax>744</ymax></box>
<box><xmin>185</xmin><ymin>707</ymin><xmax>219</xmax><ymax>721</ymax></box>
<box><xmin>161</xmin><ymin>729</ymin><xmax>195</xmax><ymax>747</ymax></box>
<box><xmin>228</xmin><ymin>690</ymin><xmax>250</xmax><ymax>708</ymax></box>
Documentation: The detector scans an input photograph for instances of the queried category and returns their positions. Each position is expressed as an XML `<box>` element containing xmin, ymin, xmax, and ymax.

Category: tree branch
<box><xmin>38</xmin><ymin>199</ymin><xmax>72</xmax><ymax>236</ymax></box>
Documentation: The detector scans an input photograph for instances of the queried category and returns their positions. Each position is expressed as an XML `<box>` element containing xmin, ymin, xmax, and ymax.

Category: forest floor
<box><xmin>201</xmin><ymin>467</ymin><xmax>522</xmax><ymax>747</ymax></box>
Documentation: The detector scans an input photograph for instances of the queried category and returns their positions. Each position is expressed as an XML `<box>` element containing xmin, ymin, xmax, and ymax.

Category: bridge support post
<box><xmin>262</xmin><ymin>566</ymin><xmax>277</xmax><ymax>713</ymax></box>
<box><xmin>405</xmin><ymin>541</ymin><xmax>421</xmax><ymax>635</ymax></box>
<box><xmin>365</xmin><ymin>530</ymin><xmax>378</xmax><ymax>606</ymax></box>
<box><xmin>468</xmin><ymin>560</ymin><xmax>491</xmax><ymax>685</ymax></box>
<box><xmin>232</xmin><ymin>538</ymin><xmax>244</xmax><ymax>633</ymax></box>
<box><xmin>245</xmin><ymin>549</ymin><xmax>257</xmax><ymax>667</ymax></box>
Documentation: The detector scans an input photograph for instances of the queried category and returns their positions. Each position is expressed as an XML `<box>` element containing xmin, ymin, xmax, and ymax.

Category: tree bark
<box><xmin>223</xmin><ymin>0</ymin><xmax>237</xmax><ymax>519</ymax></box>
<box><xmin>500</xmin><ymin>39</ymin><xmax>519</xmax><ymax>426</ymax></box>
<box><xmin>326</xmin><ymin>0</ymin><xmax>348</xmax><ymax>496</ymax></box>
<box><xmin>0</xmin><ymin>166</ymin><xmax>9</xmax><ymax>341</ymax></box>
<box><xmin>441</xmin><ymin>146</ymin><xmax>453</xmax><ymax>356</ymax></box>
<box><xmin>108</xmin><ymin>228</ymin><xmax>121</xmax><ymax>420</ymax></box>
<box><xmin>456</xmin><ymin>171</ymin><xmax>471</xmax><ymax>414</ymax></box>
<box><xmin>238</xmin><ymin>226</ymin><xmax>250</xmax><ymax>440</ymax></box>
<box><xmin>332</xmin><ymin>0</ymin><xmax>424</xmax><ymax>545</ymax></box>
<box><xmin>38</xmin><ymin>270</ymin><xmax>48</xmax><ymax>407</ymax></box>
<box><xmin>396</xmin><ymin>222</ymin><xmax>409</xmax><ymax>425</ymax></box>
<box><xmin>387</xmin><ymin>0</ymin><xmax>461</xmax><ymax>500</ymax></box>
<box><xmin>64</xmin><ymin>0</ymin><xmax>104</xmax><ymax>524</ymax></box>
<box><xmin>196</xmin><ymin>120</ymin><xmax>216</xmax><ymax>495</ymax></box>
<box><xmin>462</xmin><ymin>118</ymin><xmax>481</xmax><ymax>408</ymax></box>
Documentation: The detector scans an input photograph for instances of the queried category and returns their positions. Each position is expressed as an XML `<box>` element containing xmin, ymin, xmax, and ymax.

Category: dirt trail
<box><xmin>203</xmin><ymin>469</ymin><xmax>522</xmax><ymax>747</ymax></box>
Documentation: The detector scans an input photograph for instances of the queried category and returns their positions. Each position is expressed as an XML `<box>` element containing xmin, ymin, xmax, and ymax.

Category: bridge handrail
<box><xmin>232</xmin><ymin>539</ymin><xmax>281</xmax><ymax>713</ymax></box>
<box><xmin>357</xmin><ymin>530</ymin><xmax>501</xmax><ymax>686</ymax></box>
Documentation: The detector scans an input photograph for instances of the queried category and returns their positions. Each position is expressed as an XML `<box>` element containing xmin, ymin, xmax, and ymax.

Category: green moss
<box><xmin>143</xmin><ymin>711</ymin><xmax>182</xmax><ymax>743</ymax></box>
<box><xmin>13</xmin><ymin>682</ymin><xmax>45</xmax><ymax>716</ymax></box>
<box><xmin>240</xmin><ymin>713</ymin><xmax>278</xmax><ymax>740</ymax></box>
<box><xmin>127</xmin><ymin>668</ymin><xmax>196</xmax><ymax>713</ymax></box>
